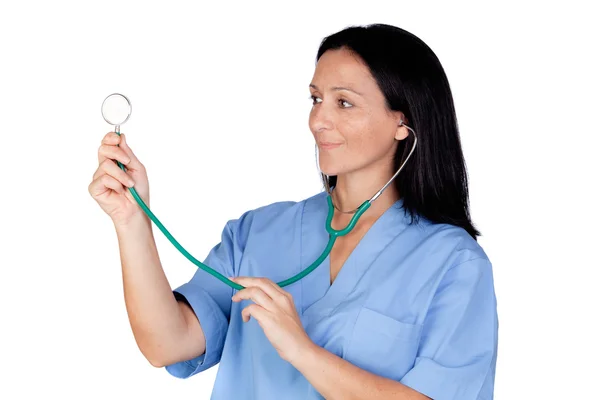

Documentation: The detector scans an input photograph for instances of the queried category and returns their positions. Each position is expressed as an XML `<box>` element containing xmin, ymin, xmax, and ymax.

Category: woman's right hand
<box><xmin>88</xmin><ymin>131</ymin><xmax>150</xmax><ymax>226</ymax></box>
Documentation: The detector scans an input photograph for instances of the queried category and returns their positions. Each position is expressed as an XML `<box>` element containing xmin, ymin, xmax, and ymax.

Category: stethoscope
<box><xmin>101</xmin><ymin>93</ymin><xmax>418</xmax><ymax>290</ymax></box>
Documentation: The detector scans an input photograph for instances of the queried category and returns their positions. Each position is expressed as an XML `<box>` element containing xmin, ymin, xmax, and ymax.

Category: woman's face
<box><xmin>309</xmin><ymin>48</ymin><xmax>408</xmax><ymax>177</ymax></box>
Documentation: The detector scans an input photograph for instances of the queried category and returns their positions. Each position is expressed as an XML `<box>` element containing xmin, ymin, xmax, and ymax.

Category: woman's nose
<box><xmin>309</xmin><ymin>103</ymin><xmax>334</xmax><ymax>133</ymax></box>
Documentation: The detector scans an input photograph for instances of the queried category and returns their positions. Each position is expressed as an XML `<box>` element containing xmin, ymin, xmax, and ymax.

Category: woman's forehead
<box><xmin>311</xmin><ymin>50</ymin><xmax>375</xmax><ymax>93</ymax></box>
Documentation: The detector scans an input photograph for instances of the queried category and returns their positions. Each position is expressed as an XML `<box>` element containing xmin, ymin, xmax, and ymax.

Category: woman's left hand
<box><xmin>231</xmin><ymin>276</ymin><xmax>314</xmax><ymax>364</ymax></box>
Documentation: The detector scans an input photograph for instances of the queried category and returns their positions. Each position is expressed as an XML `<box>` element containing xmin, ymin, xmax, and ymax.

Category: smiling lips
<box><xmin>318</xmin><ymin>142</ymin><xmax>343</xmax><ymax>150</ymax></box>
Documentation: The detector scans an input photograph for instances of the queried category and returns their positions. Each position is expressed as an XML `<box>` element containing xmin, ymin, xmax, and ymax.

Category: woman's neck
<box><xmin>330</xmin><ymin>163</ymin><xmax>400</xmax><ymax>223</ymax></box>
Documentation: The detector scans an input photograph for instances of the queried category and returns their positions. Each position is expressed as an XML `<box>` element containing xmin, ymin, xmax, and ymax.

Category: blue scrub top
<box><xmin>165</xmin><ymin>191</ymin><xmax>498</xmax><ymax>400</ymax></box>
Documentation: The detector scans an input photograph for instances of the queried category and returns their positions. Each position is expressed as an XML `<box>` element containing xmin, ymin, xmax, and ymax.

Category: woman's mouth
<box><xmin>318</xmin><ymin>142</ymin><xmax>343</xmax><ymax>150</ymax></box>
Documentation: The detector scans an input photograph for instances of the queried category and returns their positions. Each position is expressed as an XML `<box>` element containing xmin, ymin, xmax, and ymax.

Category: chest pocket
<box><xmin>344</xmin><ymin>306</ymin><xmax>422</xmax><ymax>381</ymax></box>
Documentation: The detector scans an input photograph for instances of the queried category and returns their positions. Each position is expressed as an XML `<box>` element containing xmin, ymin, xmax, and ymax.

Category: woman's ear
<box><xmin>395</xmin><ymin>119</ymin><xmax>409</xmax><ymax>141</ymax></box>
<box><xmin>393</xmin><ymin>111</ymin><xmax>409</xmax><ymax>141</ymax></box>
<box><xmin>395</xmin><ymin>125</ymin><xmax>409</xmax><ymax>141</ymax></box>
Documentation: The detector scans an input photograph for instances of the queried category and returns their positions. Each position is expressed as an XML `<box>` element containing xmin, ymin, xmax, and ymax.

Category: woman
<box><xmin>89</xmin><ymin>24</ymin><xmax>498</xmax><ymax>399</ymax></box>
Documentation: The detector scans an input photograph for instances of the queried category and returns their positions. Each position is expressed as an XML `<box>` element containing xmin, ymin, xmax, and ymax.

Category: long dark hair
<box><xmin>316</xmin><ymin>23</ymin><xmax>481</xmax><ymax>239</ymax></box>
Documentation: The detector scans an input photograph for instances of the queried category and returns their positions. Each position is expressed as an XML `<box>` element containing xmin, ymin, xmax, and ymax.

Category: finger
<box><xmin>97</xmin><ymin>142</ymin><xmax>131</xmax><ymax>166</ymax></box>
<box><xmin>99</xmin><ymin>132</ymin><xmax>144</xmax><ymax>172</ymax></box>
<box><xmin>232</xmin><ymin>286</ymin><xmax>277</xmax><ymax>312</ymax></box>
<box><xmin>93</xmin><ymin>159</ymin><xmax>135</xmax><ymax>188</ymax></box>
<box><xmin>88</xmin><ymin>174</ymin><xmax>126</xmax><ymax>197</ymax></box>
<box><xmin>232</xmin><ymin>277</ymin><xmax>292</xmax><ymax>309</ymax></box>
<box><xmin>233</xmin><ymin>277</ymin><xmax>290</xmax><ymax>298</ymax></box>
<box><xmin>241</xmin><ymin>303</ymin><xmax>269</xmax><ymax>323</ymax></box>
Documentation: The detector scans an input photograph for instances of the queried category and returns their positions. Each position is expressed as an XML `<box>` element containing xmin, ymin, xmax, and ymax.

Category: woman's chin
<box><xmin>321</xmin><ymin>170</ymin><xmax>346</xmax><ymax>178</ymax></box>
<box><xmin>318</xmin><ymin>164</ymin><xmax>339</xmax><ymax>177</ymax></box>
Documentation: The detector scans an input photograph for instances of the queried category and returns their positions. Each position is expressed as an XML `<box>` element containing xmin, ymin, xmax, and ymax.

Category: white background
<box><xmin>1</xmin><ymin>1</ymin><xmax>598</xmax><ymax>398</ymax></box>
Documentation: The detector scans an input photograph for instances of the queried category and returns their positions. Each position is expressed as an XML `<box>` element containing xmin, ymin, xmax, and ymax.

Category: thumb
<box><xmin>119</xmin><ymin>134</ymin><xmax>142</xmax><ymax>167</ymax></box>
<box><xmin>120</xmin><ymin>133</ymin><xmax>129</xmax><ymax>148</ymax></box>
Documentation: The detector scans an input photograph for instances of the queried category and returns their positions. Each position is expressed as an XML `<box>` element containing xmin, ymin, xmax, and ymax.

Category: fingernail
<box><xmin>128</xmin><ymin>179</ymin><xmax>135</xmax><ymax>187</ymax></box>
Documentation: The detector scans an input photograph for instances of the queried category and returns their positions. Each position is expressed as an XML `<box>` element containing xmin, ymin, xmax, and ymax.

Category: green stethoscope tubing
<box><xmin>114</xmin><ymin>130</ymin><xmax>370</xmax><ymax>290</ymax></box>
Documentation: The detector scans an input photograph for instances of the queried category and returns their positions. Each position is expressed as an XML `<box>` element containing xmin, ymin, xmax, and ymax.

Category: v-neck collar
<box><xmin>300</xmin><ymin>191</ymin><xmax>407</xmax><ymax>315</ymax></box>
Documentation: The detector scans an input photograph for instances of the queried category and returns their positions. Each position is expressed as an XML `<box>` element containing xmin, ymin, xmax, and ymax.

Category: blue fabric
<box><xmin>165</xmin><ymin>191</ymin><xmax>498</xmax><ymax>399</ymax></box>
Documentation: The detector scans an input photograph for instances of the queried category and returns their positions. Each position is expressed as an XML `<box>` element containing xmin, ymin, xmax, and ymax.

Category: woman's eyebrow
<box><xmin>309</xmin><ymin>83</ymin><xmax>363</xmax><ymax>96</ymax></box>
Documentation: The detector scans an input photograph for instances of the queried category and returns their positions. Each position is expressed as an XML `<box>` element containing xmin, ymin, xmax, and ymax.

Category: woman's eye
<box><xmin>309</xmin><ymin>95</ymin><xmax>322</xmax><ymax>105</ymax></box>
<box><xmin>339</xmin><ymin>99</ymin><xmax>352</xmax><ymax>108</ymax></box>
<box><xmin>309</xmin><ymin>95</ymin><xmax>352</xmax><ymax>108</ymax></box>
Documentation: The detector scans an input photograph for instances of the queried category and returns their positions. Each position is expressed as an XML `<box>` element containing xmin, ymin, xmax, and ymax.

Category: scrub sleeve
<box><xmin>165</xmin><ymin>219</ymin><xmax>243</xmax><ymax>378</ymax></box>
